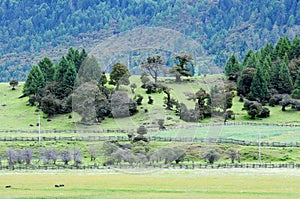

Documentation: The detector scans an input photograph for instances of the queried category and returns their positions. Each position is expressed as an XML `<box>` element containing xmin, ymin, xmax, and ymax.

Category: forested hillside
<box><xmin>1</xmin><ymin>0</ymin><xmax>300</xmax><ymax>81</ymax></box>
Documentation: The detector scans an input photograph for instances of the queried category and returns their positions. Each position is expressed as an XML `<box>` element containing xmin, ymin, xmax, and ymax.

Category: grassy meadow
<box><xmin>1</xmin><ymin>75</ymin><xmax>299</xmax><ymax>131</ymax></box>
<box><xmin>0</xmin><ymin>169</ymin><xmax>300</xmax><ymax>199</ymax></box>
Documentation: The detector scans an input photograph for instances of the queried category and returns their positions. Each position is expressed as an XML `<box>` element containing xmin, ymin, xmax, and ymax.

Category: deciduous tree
<box><xmin>141</xmin><ymin>55</ymin><xmax>164</xmax><ymax>84</ymax></box>
<box><xmin>169</xmin><ymin>52</ymin><xmax>194</xmax><ymax>82</ymax></box>
<box><xmin>109</xmin><ymin>63</ymin><xmax>130</xmax><ymax>90</ymax></box>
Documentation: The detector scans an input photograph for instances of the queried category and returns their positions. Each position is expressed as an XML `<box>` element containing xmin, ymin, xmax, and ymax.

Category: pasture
<box><xmin>0</xmin><ymin>169</ymin><xmax>300</xmax><ymax>198</ymax></box>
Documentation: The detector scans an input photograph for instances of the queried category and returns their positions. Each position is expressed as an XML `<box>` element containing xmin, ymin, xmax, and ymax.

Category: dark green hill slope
<box><xmin>0</xmin><ymin>0</ymin><xmax>300</xmax><ymax>81</ymax></box>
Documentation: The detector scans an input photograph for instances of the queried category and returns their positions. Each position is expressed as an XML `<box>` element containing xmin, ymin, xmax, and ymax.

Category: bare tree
<box><xmin>203</xmin><ymin>148</ymin><xmax>221</xmax><ymax>165</ymax></box>
<box><xmin>87</xmin><ymin>146</ymin><xmax>98</xmax><ymax>161</ymax></box>
<box><xmin>6</xmin><ymin>149</ymin><xmax>18</xmax><ymax>167</ymax></box>
<box><xmin>39</xmin><ymin>148</ymin><xmax>58</xmax><ymax>164</ymax></box>
<box><xmin>111</xmin><ymin>148</ymin><xmax>124</xmax><ymax>165</ymax></box>
<box><xmin>73</xmin><ymin>147</ymin><xmax>82</xmax><ymax>166</ymax></box>
<box><xmin>61</xmin><ymin>150</ymin><xmax>72</xmax><ymax>165</ymax></box>
<box><xmin>21</xmin><ymin>148</ymin><xmax>34</xmax><ymax>165</ymax></box>
<box><xmin>226</xmin><ymin>148</ymin><xmax>240</xmax><ymax>163</ymax></box>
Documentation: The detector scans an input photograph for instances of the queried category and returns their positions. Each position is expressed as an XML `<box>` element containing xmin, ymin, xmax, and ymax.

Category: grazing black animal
<box><xmin>54</xmin><ymin>184</ymin><xmax>60</xmax><ymax>188</ymax></box>
<box><xmin>5</xmin><ymin>185</ymin><xmax>11</xmax><ymax>188</ymax></box>
<box><xmin>59</xmin><ymin>184</ymin><xmax>64</xmax><ymax>187</ymax></box>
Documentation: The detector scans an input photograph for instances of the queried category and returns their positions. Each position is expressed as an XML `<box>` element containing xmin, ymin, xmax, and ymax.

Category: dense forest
<box><xmin>1</xmin><ymin>0</ymin><xmax>300</xmax><ymax>81</ymax></box>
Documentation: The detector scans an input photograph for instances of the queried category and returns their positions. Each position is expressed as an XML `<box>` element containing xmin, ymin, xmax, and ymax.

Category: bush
<box><xmin>243</xmin><ymin>100</ymin><xmax>270</xmax><ymax>119</ymax></box>
<box><xmin>148</xmin><ymin>96</ymin><xmax>153</xmax><ymax>104</ymax></box>
<box><xmin>157</xmin><ymin>119</ymin><xmax>165</xmax><ymax>130</ymax></box>
<box><xmin>134</xmin><ymin>94</ymin><xmax>143</xmax><ymax>105</ymax></box>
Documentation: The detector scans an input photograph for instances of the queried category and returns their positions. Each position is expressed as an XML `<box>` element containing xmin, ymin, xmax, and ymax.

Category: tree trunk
<box><xmin>165</xmin><ymin>92</ymin><xmax>171</xmax><ymax>110</ymax></box>
<box><xmin>175</xmin><ymin>74</ymin><xmax>181</xmax><ymax>82</ymax></box>
<box><xmin>154</xmin><ymin>71</ymin><xmax>158</xmax><ymax>84</ymax></box>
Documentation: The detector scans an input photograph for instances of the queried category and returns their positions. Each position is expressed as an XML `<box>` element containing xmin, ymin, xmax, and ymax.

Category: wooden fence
<box><xmin>0</xmin><ymin>135</ymin><xmax>300</xmax><ymax>147</ymax></box>
<box><xmin>0</xmin><ymin>122</ymin><xmax>300</xmax><ymax>134</ymax></box>
<box><xmin>1</xmin><ymin>163</ymin><xmax>300</xmax><ymax>170</ymax></box>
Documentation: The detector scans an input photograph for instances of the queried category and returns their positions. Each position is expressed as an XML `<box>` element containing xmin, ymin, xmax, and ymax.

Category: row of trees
<box><xmin>103</xmin><ymin>140</ymin><xmax>241</xmax><ymax>166</ymax></box>
<box><xmin>2</xmin><ymin>147</ymin><xmax>83</xmax><ymax>167</ymax></box>
<box><xmin>0</xmin><ymin>144</ymin><xmax>241</xmax><ymax>167</ymax></box>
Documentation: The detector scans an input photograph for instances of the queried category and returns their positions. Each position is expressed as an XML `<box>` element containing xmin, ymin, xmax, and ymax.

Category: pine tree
<box><xmin>23</xmin><ymin>65</ymin><xmax>45</xmax><ymax>96</ymax></box>
<box><xmin>248</xmin><ymin>65</ymin><xmax>268</xmax><ymax>102</ymax></box>
<box><xmin>61</xmin><ymin>62</ymin><xmax>77</xmax><ymax>92</ymax></box>
<box><xmin>291</xmin><ymin>35</ymin><xmax>300</xmax><ymax>59</ymax></box>
<box><xmin>274</xmin><ymin>37</ymin><xmax>292</xmax><ymax>59</ymax></box>
<box><xmin>270</xmin><ymin>58</ymin><xmax>281</xmax><ymax>90</ymax></box>
<box><xmin>244</xmin><ymin>52</ymin><xmax>258</xmax><ymax>68</ymax></box>
<box><xmin>224</xmin><ymin>54</ymin><xmax>241</xmax><ymax>76</ymax></box>
<box><xmin>242</xmin><ymin>50</ymin><xmax>255</xmax><ymax>66</ymax></box>
<box><xmin>262</xmin><ymin>57</ymin><xmax>271</xmax><ymax>87</ymax></box>
<box><xmin>54</xmin><ymin>56</ymin><xmax>69</xmax><ymax>84</ymax></box>
<box><xmin>66</xmin><ymin>47</ymin><xmax>88</xmax><ymax>72</ymax></box>
<box><xmin>54</xmin><ymin>56</ymin><xmax>78</xmax><ymax>99</ymax></box>
<box><xmin>278</xmin><ymin>62</ymin><xmax>293</xmax><ymax>94</ymax></box>
<box><xmin>292</xmin><ymin>68</ymin><xmax>300</xmax><ymax>99</ymax></box>
<box><xmin>77</xmin><ymin>55</ymin><xmax>103</xmax><ymax>84</ymax></box>
<box><xmin>38</xmin><ymin>57</ymin><xmax>55</xmax><ymax>82</ymax></box>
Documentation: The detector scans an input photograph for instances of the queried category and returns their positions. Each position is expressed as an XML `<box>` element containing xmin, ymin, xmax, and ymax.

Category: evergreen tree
<box><xmin>291</xmin><ymin>35</ymin><xmax>300</xmax><ymax>59</ymax></box>
<box><xmin>78</xmin><ymin>49</ymin><xmax>88</xmax><ymax>72</ymax></box>
<box><xmin>292</xmin><ymin>68</ymin><xmax>300</xmax><ymax>99</ymax></box>
<box><xmin>38</xmin><ymin>57</ymin><xmax>55</xmax><ymax>82</ymax></box>
<box><xmin>109</xmin><ymin>63</ymin><xmax>130</xmax><ymax>90</ymax></box>
<box><xmin>54</xmin><ymin>56</ymin><xmax>78</xmax><ymax>99</ymax></box>
<box><xmin>262</xmin><ymin>56</ymin><xmax>271</xmax><ymax>87</ymax></box>
<box><xmin>224</xmin><ymin>54</ymin><xmax>241</xmax><ymax>76</ymax></box>
<box><xmin>23</xmin><ymin>65</ymin><xmax>45</xmax><ymax>96</ymax></box>
<box><xmin>61</xmin><ymin>62</ymin><xmax>77</xmax><ymax>92</ymax></box>
<box><xmin>54</xmin><ymin>56</ymin><xmax>69</xmax><ymax>84</ymax></box>
<box><xmin>78</xmin><ymin>55</ymin><xmax>103</xmax><ymax>84</ymax></box>
<box><xmin>242</xmin><ymin>50</ymin><xmax>255</xmax><ymax>67</ymax></box>
<box><xmin>248</xmin><ymin>65</ymin><xmax>268</xmax><ymax>102</ymax></box>
<box><xmin>237</xmin><ymin>68</ymin><xmax>256</xmax><ymax>96</ymax></box>
<box><xmin>278</xmin><ymin>62</ymin><xmax>293</xmax><ymax>94</ymax></box>
<box><xmin>245</xmin><ymin>53</ymin><xmax>259</xmax><ymax>68</ymax></box>
<box><xmin>270</xmin><ymin>58</ymin><xmax>281</xmax><ymax>90</ymax></box>
<box><xmin>66</xmin><ymin>47</ymin><xmax>88</xmax><ymax>72</ymax></box>
<box><xmin>274</xmin><ymin>37</ymin><xmax>292</xmax><ymax>59</ymax></box>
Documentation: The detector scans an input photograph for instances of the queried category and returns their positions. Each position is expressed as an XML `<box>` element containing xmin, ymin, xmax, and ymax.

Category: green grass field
<box><xmin>0</xmin><ymin>169</ymin><xmax>300</xmax><ymax>199</ymax></box>
<box><xmin>1</xmin><ymin>75</ymin><xmax>300</xmax><ymax>130</ymax></box>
